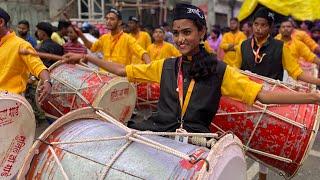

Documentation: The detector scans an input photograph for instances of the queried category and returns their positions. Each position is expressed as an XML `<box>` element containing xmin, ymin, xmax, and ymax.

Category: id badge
<box><xmin>175</xmin><ymin>128</ymin><xmax>188</xmax><ymax>144</ymax></box>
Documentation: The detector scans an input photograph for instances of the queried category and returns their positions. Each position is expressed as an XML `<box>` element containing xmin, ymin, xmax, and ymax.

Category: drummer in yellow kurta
<box><xmin>220</xmin><ymin>18</ymin><xmax>246</xmax><ymax>67</ymax></box>
<box><xmin>275</xmin><ymin>19</ymin><xmax>320</xmax><ymax>65</ymax></box>
<box><xmin>128</xmin><ymin>16</ymin><xmax>152</xmax><ymax>64</ymax></box>
<box><xmin>77</xmin><ymin>8</ymin><xmax>151</xmax><ymax>66</ymax></box>
<box><xmin>0</xmin><ymin>7</ymin><xmax>51</xmax><ymax>103</ymax></box>
<box><xmin>147</xmin><ymin>26</ymin><xmax>181</xmax><ymax>61</ymax></box>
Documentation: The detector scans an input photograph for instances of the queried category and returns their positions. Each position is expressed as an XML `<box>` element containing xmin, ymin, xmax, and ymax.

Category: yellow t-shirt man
<box><xmin>0</xmin><ymin>32</ymin><xmax>47</xmax><ymax>94</ymax></box>
<box><xmin>130</xmin><ymin>31</ymin><xmax>152</xmax><ymax>64</ymax></box>
<box><xmin>275</xmin><ymin>35</ymin><xmax>316</xmax><ymax>63</ymax></box>
<box><xmin>220</xmin><ymin>31</ymin><xmax>247</xmax><ymax>67</ymax></box>
<box><xmin>125</xmin><ymin>59</ymin><xmax>262</xmax><ymax>106</ymax></box>
<box><xmin>147</xmin><ymin>42</ymin><xmax>181</xmax><ymax>61</ymax></box>
<box><xmin>90</xmin><ymin>31</ymin><xmax>147</xmax><ymax>65</ymax></box>
<box><xmin>51</xmin><ymin>32</ymin><xmax>65</xmax><ymax>46</ymax></box>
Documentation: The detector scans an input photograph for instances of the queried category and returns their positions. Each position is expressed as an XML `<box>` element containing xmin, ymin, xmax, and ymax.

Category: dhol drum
<box><xmin>135</xmin><ymin>83</ymin><xmax>160</xmax><ymax>110</ymax></box>
<box><xmin>0</xmin><ymin>92</ymin><xmax>35</xmax><ymax>179</ymax></box>
<box><xmin>37</xmin><ymin>62</ymin><xmax>136</xmax><ymax>123</ymax></box>
<box><xmin>283</xmin><ymin>60</ymin><xmax>318</xmax><ymax>91</ymax></box>
<box><xmin>210</xmin><ymin>70</ymin><xmax>320</xmax><ymax>178</ymax></box>
<box><xmin>18</xmin><ymin>108</ymin><xmax>247</xmax><ymax>180</ymax></box>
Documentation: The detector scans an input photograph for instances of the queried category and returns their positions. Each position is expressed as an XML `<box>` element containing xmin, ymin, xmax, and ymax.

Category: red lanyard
<box><xmin>109</xmin><ymin>31</ymin><xmax>123</xmax><ymax>56</ymax></box>
<box><xmin>251</xmin><ymin>38</ymin><xmax>266</xmax><ymax>64</ymax></box>
<box><xmin>177</xmin><ymin>57</ymin><xmax>195</xmax><ymax>128</ymax></box>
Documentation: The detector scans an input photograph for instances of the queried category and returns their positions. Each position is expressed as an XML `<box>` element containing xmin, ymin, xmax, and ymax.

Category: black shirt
<box><xmin>37</xmin><ymin>39</ymin><xmax>64</xmax><ymax>67</ymax></box>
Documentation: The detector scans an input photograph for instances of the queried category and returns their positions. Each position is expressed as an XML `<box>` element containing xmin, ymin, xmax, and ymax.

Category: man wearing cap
<box><xmin>235</xmin><ymin>7</ymin><xmax>320</xmax><ymax>86</ymax></box>
<box><xmin>235</xmin><ymin>7</ymin><xmax>320</xmax><ymax>180</ymax></box>
<box><xmin>77</xmin><ymin>8</ymin><xmax>151</xmax><ymax>66</ymax></box>
<box><xmin>128</xmin><ymin>16</ymin><xmax>152</xmax><ymax>64</ymax></box>
<box><xmin>36</xmin><ymin>22</ymin><xmax>64</xmax><ymax>67</ymax></box>
<box><xmin>0</xmin><ymin>7</ymin><xmax>51</xmax><ymax>102</ymax></box>
<box><xmin>220</xmin><ymin>17</ymin><xmax>247</xmax><ymax>67</ymax></box>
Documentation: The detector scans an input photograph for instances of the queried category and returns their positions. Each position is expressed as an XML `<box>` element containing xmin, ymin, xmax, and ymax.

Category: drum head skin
<box><xmin>18</xmin><ymin>108</ymin><xmax>246</xmax><ymax>180</ymax></box>
<box><xmin>0</xmin><ymin>92</ymin><xmax>35</xmax><ymax>179</ymax></box>
<box><xmin>199</xmin><ymin>134</ymin><xmax>247</xmax><ymax>180</ymax></box>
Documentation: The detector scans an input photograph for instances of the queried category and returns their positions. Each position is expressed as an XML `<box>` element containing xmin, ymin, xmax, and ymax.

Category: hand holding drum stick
<box><xmin>19</xmin><ymin>49</ymin><xmax>62</xmax><ymax>61</ymax></box>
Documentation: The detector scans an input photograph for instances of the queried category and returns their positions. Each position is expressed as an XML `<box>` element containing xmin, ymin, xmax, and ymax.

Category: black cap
<box><xmin>0</xmin><ymin>7</ymin><xmax>10</xmax><ymax>24</ymax></box>
<box><xmin>173</xmin><ymin>3</ymin><xmax>206</xmax><ymax>27</ymax></box>
<box><xmin>253</xmin><ymin>7</ymin><xmax>275</xmax><ymax>26</ymax></box>
<box><xmin>107</xmin><ymin>7</ymin><xmax>122</xmax><ymax>20</ymax></box>
<box><xmin>128</xmin><ymin>16</ymin><xmax>139</xmax><ymax>22</ymax></box>
<box><xmin>36</xmin><ymin>22</ymin><xmax>53</xmax><ymax>37</ymax></box>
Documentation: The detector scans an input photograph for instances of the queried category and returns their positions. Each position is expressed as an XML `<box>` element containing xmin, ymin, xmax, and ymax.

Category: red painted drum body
<box><xmin>136</xmin><ymin>83</ymin><xmax>160</xmax><ymax>109</ymax></box>
<box><xmin>18</xmin><ymin>108</ymin><xmax>247</xmax><ymax>180</ymax></box>
<box><xmin>0</xmin><ymin>92</ymin><xmax>35</xmax><ymax>179</ymax></box>
<box><xmin>37</xmin><ymin>62</ymin><xmax>136</xmax><ymax>123</ymax></box>
<box><xmin>210</xmin><ymin>71</ymin><xmax>320</xmax><ymax>178</ymax></box>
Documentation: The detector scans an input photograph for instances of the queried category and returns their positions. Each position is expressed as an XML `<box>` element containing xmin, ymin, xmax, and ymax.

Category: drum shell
<box><xmin>0</xmin><ymin>92</ymin><xmax>35</xmax><ymax>179</ymax></box>
<box><xmin>18</xmin><ymin>108</ymin><xmax>246</xmax><ymax>180</ymax></box>
<box><xmin>210</xmin><ymin>72</ymin><xmax>320</xmax><ymax>178</ymax></box>
<box><xmin>37</xmin><ymin>62</ymin><xmax>136</xmax><ymax>123</ymax></box>
<box><xmin>135</xmin><ymin>83</ymin><xmax>160</xmax><ymax>110</ymax></box>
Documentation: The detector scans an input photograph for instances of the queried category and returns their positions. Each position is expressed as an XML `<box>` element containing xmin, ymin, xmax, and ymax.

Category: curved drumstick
<box><xmin>19</xmin><ymin>49</ymin><xmax>62</xmax><ymax>61</ymax></box>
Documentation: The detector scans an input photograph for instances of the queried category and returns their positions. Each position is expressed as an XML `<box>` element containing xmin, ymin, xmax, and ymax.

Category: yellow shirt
<box><xmin>147</xmin><ymin>42</ymin><xmax>181</xmax><ymax>61</ymax></box>
<box><xmin>51</xmin><ymin>32</ymin><xmax>65</xmax><ymax>46</ymax></box>
<box><xmin>292</xmin><ymin>29</ymin><xmax>319</xmax><ymax>51</ymax></box>
<box><xmin>275</xmin><ymin>36</ymin><xmax>316</xmax><ymax>63</ymax></box>
<box><xmin>91</xmin><ymin>32</ymin><xmax>147</xmax><ymax>65</ymax></box>
<box><xmin>220</xmin><ymin>31</ymin><xmax>247</xmax><ymax>67</ymax></box>
<box><xmin>126</xmin><ymin>59</ymin><xmax>262</xmax><ymax>106</ymax></box>
<box><xmin>203</xmin><ymin>40</ymin><xmax>215</xmax><ymax>54</ymax></box>
<box><xmin>0</xmin><ymin>32</ymin><xmax>47</xmax><ymax>94</ymax></box>
<box><xmin>130</xmin><ymin>31</ymin><xmax>152</xmax><ymax>64</ymax></box>
<box><xmin>235</xmin><ymin>41</ymin><xmax>303</xmax><ymax>80</ymax></box>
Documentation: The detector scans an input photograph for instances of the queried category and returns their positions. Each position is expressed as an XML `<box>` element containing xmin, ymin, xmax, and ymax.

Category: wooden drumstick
<box><xmin>19</xmin><ymin>49</ymin><xmax>62</xmax><ymax>61</ymax></box>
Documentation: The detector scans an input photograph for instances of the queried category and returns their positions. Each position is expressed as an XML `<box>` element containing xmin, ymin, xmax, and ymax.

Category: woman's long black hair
<box><xmin>187</xmin><ymin>20</ymin><xmax>218</xmax><ymax>81</ymax></box>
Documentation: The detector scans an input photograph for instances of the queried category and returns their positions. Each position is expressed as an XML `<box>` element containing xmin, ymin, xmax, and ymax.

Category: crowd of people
<box><xmin>1</xmin><ymin>3</ymin><xmax>320</xmax><ymax>180</ymax></box>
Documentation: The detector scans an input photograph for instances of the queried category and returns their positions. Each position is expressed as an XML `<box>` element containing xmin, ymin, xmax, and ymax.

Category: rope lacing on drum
<box><xmin>211</xmin><ymin>75</ymin><xmax>308</xmax><ymax>164</ymax></box>
<box><xmin>38</xmin><ymin>108</ymin><xmax>221</xmax><ymax>179</ymax></box>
